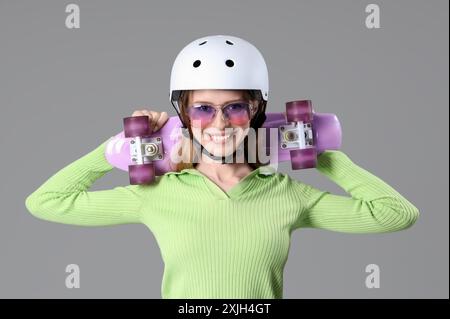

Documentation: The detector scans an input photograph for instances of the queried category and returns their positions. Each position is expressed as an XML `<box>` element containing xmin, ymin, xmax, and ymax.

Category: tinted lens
<box><xmin>187</xmin><ymin>105</ymin><xmax>216</xmax><ymax>124</ymax></box>
<box><xmin>187</xmin><ymin>102</ymin><xmax>251</xmax><ymax>127</ymax></box>
<box><xmin>223</xmin><ymin>103</ymin><xmax>251</xmax><ymax>125</ymax></box>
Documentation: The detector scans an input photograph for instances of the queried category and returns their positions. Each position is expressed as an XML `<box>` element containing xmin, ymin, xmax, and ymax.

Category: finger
<box><xmin>138</xmin><ymin>110</ymin><xmax>154</xmax><ymax>131</ymax></box>
<box><xmin>154</xmin><ymin>111</ymin><xmax>169</xmax><ymax>131</ymax></box>
<box><xmin>161</xmin><ymin>111</ymin><xmax>169</xmax><ymax>123</ymax></box>
<box><xmin>148</xmin><ymin>111</ymin><xmax>161</xmax><ymax>132</ymax></box>
<box><xmin>140</xmin><ymin>109</ymin><xmax>153</xmax><ymax>121</ymax></box>
<box><xmin>132</xmin><ymin>109</ymin><xmax>151</xmax><ymax>117</ymax></box>
<box><xmin>131</xmin><ymin>110</ymin><xmax>145</xmax><ymax>117</ymax></box>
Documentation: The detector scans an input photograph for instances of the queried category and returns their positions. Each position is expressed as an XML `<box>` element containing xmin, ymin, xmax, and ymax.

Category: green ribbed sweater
<box><xmin>25</xmin><ymin>138</ymin><xmax>419</xmax><ymax>299</ymax></box>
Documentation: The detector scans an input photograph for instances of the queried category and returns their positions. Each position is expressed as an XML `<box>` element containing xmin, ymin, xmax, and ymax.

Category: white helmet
<box><xmin>169</xmin><ymin>35</ymin><xmax>269</xmax><ymax>115</ymax></box>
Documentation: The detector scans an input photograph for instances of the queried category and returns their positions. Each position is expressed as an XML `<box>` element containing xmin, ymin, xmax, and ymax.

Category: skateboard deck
<box><xmin>105</xmin><ymin>100</ymin><xmax>342</xmax><ymax>184</ymax></box>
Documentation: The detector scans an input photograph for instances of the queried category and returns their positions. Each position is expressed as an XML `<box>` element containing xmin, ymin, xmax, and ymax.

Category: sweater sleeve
<box><xmin>25</xmin><ymin>138</ymin><xmax>147</xmax><ymax>226</ymax></box>
<box><xmin>293</xmin><ymin>150</ymin><xmax>420</xmax><ymax>233</ymax></box>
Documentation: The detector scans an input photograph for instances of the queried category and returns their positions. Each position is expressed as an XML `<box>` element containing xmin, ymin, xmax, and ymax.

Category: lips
<box><xmin>206</xmin><ymin>131</ymin><xmax>229</xmax><ymax>136</ymax></box>
<box><xmin>203</xmin><ymin>131</ymin><xmax>235</xmax><ymax>143</ymax></box>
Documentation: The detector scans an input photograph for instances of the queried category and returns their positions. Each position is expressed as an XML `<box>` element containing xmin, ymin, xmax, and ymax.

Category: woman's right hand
<box><xmin>131</xmin><ymin>109</ymin><xmax>169</xmax><ymax>132</ymax></box>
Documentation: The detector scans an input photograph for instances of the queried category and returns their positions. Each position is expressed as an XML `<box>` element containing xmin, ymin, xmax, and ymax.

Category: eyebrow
<box><xmin>192</xmin><ymin>99</ymin><xmax>246</xmax><ymax>104</ymax></box>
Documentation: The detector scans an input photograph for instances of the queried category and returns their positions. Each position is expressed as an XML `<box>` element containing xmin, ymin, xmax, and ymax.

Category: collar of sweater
<box><xmin>166</xmin><ymin>165</ymin><xmax>277</xmax><ymax>177</ymax></box>
<box><xmin>164</xmin><ymin>165</ymin><xmax>277</xmax><ymax>199</ymax></box>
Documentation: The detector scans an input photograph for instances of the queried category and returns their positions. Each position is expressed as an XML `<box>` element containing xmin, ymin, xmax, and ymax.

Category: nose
<box><xmin>209</xmin><ymin>108</ymin><xmax>228</xmax><ymax>129</ymax></box>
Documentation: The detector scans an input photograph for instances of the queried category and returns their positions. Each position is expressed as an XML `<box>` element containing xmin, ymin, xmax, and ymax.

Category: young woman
<box><xmin>25</xmin><ymin>35</ymin><xmax>419</xmax><ymax>299</ymax></box>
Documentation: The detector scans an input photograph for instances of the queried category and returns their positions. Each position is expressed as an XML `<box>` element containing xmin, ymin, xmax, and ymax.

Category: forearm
<box><xmin>25</xmin><ymin>138</ymin><xmax>145</xmax><ymax>226</ymax></box>
<box><xmin>298</xmin><ymin>150</ymin><xmax>420</xmax><ymax>233</ymax></box>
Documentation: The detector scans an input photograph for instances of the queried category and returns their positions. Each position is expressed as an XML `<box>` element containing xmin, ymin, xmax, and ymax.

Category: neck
<box><xmin>195</xmin><ymin>153</ymin><xmax>253</xmax><ymax>182</ymax></box>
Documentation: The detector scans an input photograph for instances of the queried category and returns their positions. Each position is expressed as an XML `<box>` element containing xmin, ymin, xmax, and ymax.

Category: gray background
<box><xmin>0</xmin><ymin>0</ymin><xmax>447</xmax><ymax>298</ymax></box>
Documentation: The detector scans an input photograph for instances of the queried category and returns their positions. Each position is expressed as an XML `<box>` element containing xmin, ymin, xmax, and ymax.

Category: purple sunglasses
<box><xmin>186</xmin><ymin>101</ymin><xmax>255</xmax><ymax>127</ymax></box>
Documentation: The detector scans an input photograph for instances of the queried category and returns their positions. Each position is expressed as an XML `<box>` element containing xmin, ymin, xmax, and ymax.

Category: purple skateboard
<box><xmin>105</xmin><ymin>100</ymin><xmax>342</xmax><ymax>184</ymax></box>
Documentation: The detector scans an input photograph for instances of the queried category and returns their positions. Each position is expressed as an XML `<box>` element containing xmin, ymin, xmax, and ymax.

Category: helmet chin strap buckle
<box><xmin>190</xmin><ymin>134</ymin><xmax>243</xmax><ymax>165</ymax></box>
<box><xmin>203</xmin><ymin>147</ymin><xmax>244</xmax><ymax>164</ymax></box>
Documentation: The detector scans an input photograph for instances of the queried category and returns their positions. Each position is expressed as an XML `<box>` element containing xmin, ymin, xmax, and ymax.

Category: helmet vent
<box><xmin>225</xmin><ymin>59</ymin><xmax>234</xmax><ymax>67</ymax></box>
<box><xmin>199</xmin><ymin>41</ymin><xmax>207</xmax><ymax>45</ymax></box>
<box><xmin>226</xmin><ymin>40</ymin><xmax>234</xmax><ymax>45</ymax></box>
<box><xmin>193</xmin><ymin>60</ymin><xmax>201</xmax><ymax>68</ymax></box>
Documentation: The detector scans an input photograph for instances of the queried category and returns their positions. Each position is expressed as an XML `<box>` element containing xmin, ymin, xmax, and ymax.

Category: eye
<box><xmin>194</xmin><ymin>105</ymin><xmax>213</xmax><ymax>112</ymax></box>
<box><xmin>228</xmin><ymin>103</ymin><xmax>245</xmax><ymax>110</ymax></box>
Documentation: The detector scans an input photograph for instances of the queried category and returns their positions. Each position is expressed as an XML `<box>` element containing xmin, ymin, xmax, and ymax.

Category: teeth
<box><xmin>205</xmin><ymin>132</ymin><xmax>234</xmax><ymax>143</ymax></box>
<box><xmin>212</xmin><ymin>135</ymin><xmax>230</xmax><ymax>142</ymax></box>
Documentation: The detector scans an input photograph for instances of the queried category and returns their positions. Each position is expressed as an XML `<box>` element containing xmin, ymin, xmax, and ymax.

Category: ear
<box><xmin>250</xmin><ymin>100</ymin><xmax>260</xmax><ymax>117</ymax></box>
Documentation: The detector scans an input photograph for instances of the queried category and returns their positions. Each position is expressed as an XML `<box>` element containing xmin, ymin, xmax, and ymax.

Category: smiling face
<box><xmin>186</xmin><ymin>90</ymin><xmax>257</xmax><ymax>158</ymax></box>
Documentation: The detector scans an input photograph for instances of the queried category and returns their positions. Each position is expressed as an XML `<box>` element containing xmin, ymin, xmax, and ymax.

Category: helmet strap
<box><xmin>184</xmin><ymin>129</ymin><xmax>244</xmax><ymax>164</ymax></box>
<box><xmin>172</xmin><ymin>98</ymin><xmax>264</xmax><ymax>165</ymax></box>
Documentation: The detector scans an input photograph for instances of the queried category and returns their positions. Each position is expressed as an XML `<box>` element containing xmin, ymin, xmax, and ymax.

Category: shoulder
<box><xmin>256</xmin><ymin>166</ymin><xmax>309</xmax><ymax>190</ymax></box>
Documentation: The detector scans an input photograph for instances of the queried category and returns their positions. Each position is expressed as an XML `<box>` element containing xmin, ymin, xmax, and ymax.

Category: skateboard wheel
<box><xmin>286</xmin><ymin>100</ymin><xmax>313</xmax><ymax>123</ymax></box>
<box><xmin>290</xmin><ymin>148</ymin><xmax>317</xmax><ymax>170</ymax></box>
<box><xmin>129</xmin><ymin>163</ymin><xmax>155</xmax><ymax>185</ymax></box>
<box><xmin>123</xmin><ymin>116</ymin><xmax>151</xmax><ymax>138</ymax></box>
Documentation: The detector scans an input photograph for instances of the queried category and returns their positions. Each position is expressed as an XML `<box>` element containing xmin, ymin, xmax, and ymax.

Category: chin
<box><xmin>199</xmin><ymin>132</ymin><xmax>247</xmax><ymax>158</ymax></box>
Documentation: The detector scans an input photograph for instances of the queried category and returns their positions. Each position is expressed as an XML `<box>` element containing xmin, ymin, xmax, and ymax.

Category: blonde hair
<box><xmin>173</xmin><ymin>90</ymin><xmax>268</xmax><ymax>172</ymax></box>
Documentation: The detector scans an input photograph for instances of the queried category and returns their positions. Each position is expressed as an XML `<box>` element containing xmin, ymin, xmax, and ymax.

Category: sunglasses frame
<box><xmin>185</xmin><ymin>101</ymin><xmax>257</xmax><ymax>125</ymax></box>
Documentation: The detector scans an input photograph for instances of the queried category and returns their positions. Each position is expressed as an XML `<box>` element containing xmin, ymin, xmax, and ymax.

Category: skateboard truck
<box><xmin>129</xmin><ymin>136</ymin><xmax>164</xmax><ymax>165</ymax></box>
<box><xmin>279</xmin><ymin>121</ymin><xmax>314</xmax><ymax>150</ymax></box>
<box><xmin>122</xmin><ymin>115</ymin><xmax>167</xmax><ymax>184</ymax></box>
